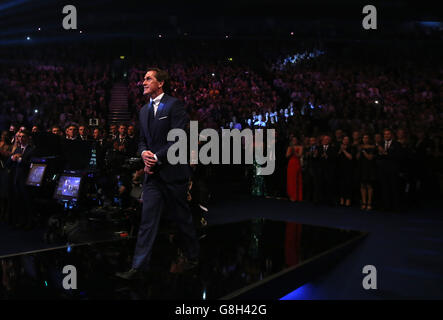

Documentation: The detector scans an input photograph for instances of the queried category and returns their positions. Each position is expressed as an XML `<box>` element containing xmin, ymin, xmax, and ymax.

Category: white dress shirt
<box><xmin>384</xmin><ymin>140</ymin><xmax>391</xmax><ymax>151</ymax></box>
<box><xmin>150</xmin><ymin>92</ymin><xmax>164</xmax><ymax>117</ymax></box>
<box><xmin>142</xmin><ymin>93</ymin><xmax>165</xmax><ymax>162</ymax></box>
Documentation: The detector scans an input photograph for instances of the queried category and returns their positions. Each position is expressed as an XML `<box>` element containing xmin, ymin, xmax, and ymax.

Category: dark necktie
<box><xmin>148</xmin><ymin>101</ymin><xmax>155</xmax><ymax>133</ymax></box>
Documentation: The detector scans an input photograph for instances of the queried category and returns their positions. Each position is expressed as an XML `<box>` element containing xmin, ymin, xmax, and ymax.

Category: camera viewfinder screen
<box><xmin>26</xmin><ymin>164</ymin><xmax>47</xmax><ymax>186</ymax></box>
<box><xmin>55</xmin><ymin>175</ymin><xmax>81</xmax><ymax>199</ymax></box>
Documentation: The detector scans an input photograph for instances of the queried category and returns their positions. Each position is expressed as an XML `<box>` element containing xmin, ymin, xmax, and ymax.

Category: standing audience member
<box><xmin>337</xmin><ymin>136</ymin><xmax>354</xmax><ymax>207</ymax></box>
<box><xmin>412</xmin><ymin>129</ymin><xmax>432</xmax><ymax>205</ymax></box>
<box><xmin>286</xmin><ymin>137</ymin><xmax>303</xmax><ymax>202</ymax></box>
<box><xmin>6</xmin><ymin>130</ymin><xmax>35</xmax><ymax>229</ymax></box>
<box><xmin>303</xmin><ymin>136</ymin><xmax>320</xmax><ymax>203</ymax></box>
<box><xmin>377</xmin><ymin>129</ymin><xmax>402</xmax><ymax>211</ymax></box>
<box><xmin>318</xmin><ymin>135</ymin><xmax>336</xmax><ymax>205</ymax></box>
<box><xmin>65</xmin><ymin>125</ymin><xmax>80</xmax><ymax>140</ymax></box>
<box><xmin>357</xmin><ymin>134</ymin><xmax>377</xmax><ymax>210</ymax></box>
<box><xmin>79</xmin><ymin>125</ymin><xmax>89</xmax><ymax>141</ymax></box>
<box><xmin>0</xmin><ymin>132</ymin><xmax>13</xmax><ymax>223</ymax></box>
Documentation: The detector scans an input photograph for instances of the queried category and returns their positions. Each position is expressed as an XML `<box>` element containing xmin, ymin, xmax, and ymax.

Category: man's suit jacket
<box><xmin>379</xmin><ymin>140</ymin><xmax>401</xmax><ymax>173</ymax></box>
<box><xmin>6</xmin><ymin>145</ymin><xmax>35</xmax><ymax>187</ymax></box>
<box><xmin>319</xmin><ymin>144</ymin><xmax>337</xmax><ymax>170</ymax></box>
<box><xmin>112</xmin><ymin>135</ymin><xmax>135</xmax><ymax>156</ymax></box>
<box><xmin>138</xmin><ymin>93</ymin><xmax>191</xmax><ymax>183</ymax></box>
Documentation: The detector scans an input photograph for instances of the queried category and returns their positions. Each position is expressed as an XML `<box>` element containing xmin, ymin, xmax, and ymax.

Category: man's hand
<box><xmin>11</xmin><ymin>153</ymin><xmax>21</xmax><ymax>162</ymax></box>
<box><xmin>144</xmin><ymin>166</ymin><xmax>154</xmax><ymax>175</ymax></box>
<box><xmin>141</xmin><ymin>150</ymin><xmax>158</xmax><ymax>168</ymax></box>
<box><xmin>377</xmin><ymin>145</ymin><xmax>385</xmax><ymax>155</ymax></box>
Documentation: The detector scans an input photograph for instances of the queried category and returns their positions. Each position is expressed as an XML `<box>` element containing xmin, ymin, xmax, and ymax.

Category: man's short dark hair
<box><xmin>147</xmin><ymin>67</ymin><xmax>170</xmax><ymax>92</ymax></box>
<box><xmin>18</xmin><ymin>129</ymin><xmax>30</xmax><ymax>137</ymax></box>
<box><xmin>67</xmin><ymin>124</ymin><xmax>78</xmax><ymax>130</ymax></box>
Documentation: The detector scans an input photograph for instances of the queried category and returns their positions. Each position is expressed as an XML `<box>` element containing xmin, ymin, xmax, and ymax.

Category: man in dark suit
<box><xmin>318</xmin><ymin>135</ymin><xmax>337</xmax><ymax>205</ymax></box>
<box><xmin>78</xmin><ymin>125</ymin><xmax>90</xmax><ymax>141</ymax></box>
<box><xmin>116</xmin><ymin>68</ymin><xmax>199</xmax><ymax>280</ymax></box>
<box><xmin>304</xmin><ymin>136</ymin><xmax>321</xmax><ymax>203</ymax></box>
<box><xmin>65</xmin><ymin>124</ymin><xmax>80</xmax><ymax>141</ymax></box>
<box><xmin>112</xmin><ymin>124</ymin><xmax>136</xmax><ymax>157</ymax></box>
<box><xmin>6</xmin><ymin>130</ymin><xmax>34</xmax><ymax>229</ymax></box>
<box><xmin>377</xmin><ymin>129</ymin><xmax>402</xmax><ymax>211</ymax></box>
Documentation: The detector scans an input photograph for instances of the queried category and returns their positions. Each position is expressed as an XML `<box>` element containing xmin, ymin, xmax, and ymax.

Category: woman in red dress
<box><xmin>286</xmin><ymin>136</ymin><xmax>303</xmax><ymax>202</ymax></box>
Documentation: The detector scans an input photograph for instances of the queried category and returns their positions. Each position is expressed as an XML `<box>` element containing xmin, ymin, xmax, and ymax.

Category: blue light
<box><xmin>280</xmin><ymin>283</ymin><xmax>315</xmax><ymax>300</ymax></box>
<box><xmin>419</xmin><ymin>21</ymin><xmax>442</xmax><ymax>28</ymax></box>
<box><xmin>26</xmin><ymin>36</ymin><xmax>30</xmax><ymax>40</ymax></box>
<box><xmin>0</xmin><ymin>0</ymin><xmax>30</xmax><ymax>11</ymax></box>
<box><xmin>44</xmin><ymin>281</ymin><xmax>48</xmax><ymax>287</ymax></box>
<box><xmin>67</xmin><ymin>245</ymin><xmax>71</xmax><ymax>253</ymax></box>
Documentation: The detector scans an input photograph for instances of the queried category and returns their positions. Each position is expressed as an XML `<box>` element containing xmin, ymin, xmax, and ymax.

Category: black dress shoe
<box><xmin>115</xmin><ymin>268</ymin><xmax>145</xmax><ymax>280</ymax></box>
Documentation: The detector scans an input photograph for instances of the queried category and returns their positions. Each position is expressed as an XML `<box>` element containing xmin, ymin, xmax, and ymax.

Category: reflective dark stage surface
<box><xmin>0</xmin><ymin>220</ymin><xmax>363</xmax><ymax>299</ymax></box>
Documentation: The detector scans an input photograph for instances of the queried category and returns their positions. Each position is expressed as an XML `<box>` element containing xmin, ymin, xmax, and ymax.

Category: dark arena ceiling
<box><xmin>0</xmin><ymin>0</ymin><xmax>441</xmax><ymax>42</ymax></box>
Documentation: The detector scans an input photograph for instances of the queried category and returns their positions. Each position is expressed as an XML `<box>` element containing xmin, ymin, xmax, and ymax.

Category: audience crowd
<box><xmin>0</xmin><ymin>40</ymin><xmax>442</xmax><ymax>231</ymax></box>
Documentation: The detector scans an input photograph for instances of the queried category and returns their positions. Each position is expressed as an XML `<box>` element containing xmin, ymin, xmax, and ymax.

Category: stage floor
<box><xmin>1</xmin><ymin>195</ymin><xmax>442</xmax><ymax>299</ymax></box>
<box><xmin>0</xmin><ymin>219</ymin><xmax>362</xmax><ymax>299</ymax></box>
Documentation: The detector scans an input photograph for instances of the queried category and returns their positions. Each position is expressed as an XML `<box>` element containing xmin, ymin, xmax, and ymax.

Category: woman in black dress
<box><xmin>357</xmin><ymin>134</ymin><xmax>377</xmax><ymax>210</ymax></box>
<box><xmin>337</xmin><ymin>136</ymin><xmax>354</xmax><ymax>207</ymax></box>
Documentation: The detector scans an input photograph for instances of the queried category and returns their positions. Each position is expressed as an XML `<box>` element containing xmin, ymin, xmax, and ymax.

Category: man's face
<box><xmin>9</xmin><ymin>125</ymin><xmax>16</xmax><ymax>132</ymax></box>
<box><xmin>322</xmin><ymin>136</ymin><xmax>330</xmax><ymax>145</ymax></box>
<box><xmin>352</xmin><ymin>131</ymin><xmax>360</xmax><ymax>141</ymax></box>
<box><xmin>67</xmin><ymin>126</ymin><xmax>78</xmax><ymax>138</ymax></box>
<box><xmin>397</xmin><ymin>129</ymin><xmax>405</xmax><ymax>139</ymax></box>
<box><xmin>362</xmin><ymin>135</ymin><xmax>369</xmax><ymax>145</ymax></box>
<box><xmin>93</xmin><ymin>129</ymin><xmax>100</xmax><ymax>139</ymax></box>
<box><xmin>79</xmin><ymin>126</ymin><xmax>86</xmax><ymax>136</ymax></box>
<box><xmin>118</xmin><ymin>125</ymin><xmax>127</xmax><ymax>136</ymax></box>
<box><xmin>32</xmin><ymin>126</ymin><xmax>38</xmax><ymax>133</ymax></box>
<box><xmin>110</xmin><ymin>125</ymin><xmax>117</xmax><ymax>134</ymax></box>
<box><xmin>52</xmin><ymin>127</ymin><xmax>61</xmax><ymax>135</ymax></box>
<box><xmin>309</xmin><ymin>137</ymin><xmax>317</xmax><ymax>146</ymax></box>
<box><xmin>375</xmin><ymin>134</ymin><xmax>382</xmax><ymax>143</ymax></box>
<box><xmin>17</xmin><ymin>133</ymin><xmax>28</xmax><ymax>145</ymax></box>
<box><xmin>335</xmin><ymin>130</ymin><xmax>343</xmax><ymax>139</ymax></box>
<box><xmin>128</xmin><ymin>126</ymin><xmax>134</xmax><ymax>136</ymax></box>
<box><xmin>384</xmin><ymin>130</ymin><xmax>392</xmax><ymax>141</ymax></box>
<box><xmin>143</xmin><ymin>71</ymin><xmax>163</xmax><ymax>96</ymax></box>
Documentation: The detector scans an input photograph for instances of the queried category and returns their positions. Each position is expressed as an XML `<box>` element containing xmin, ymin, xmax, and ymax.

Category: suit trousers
<box><xmin>132</xmin><ymin>175</ymin><xmax>199</xmax><ymax>270</ymax></box>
